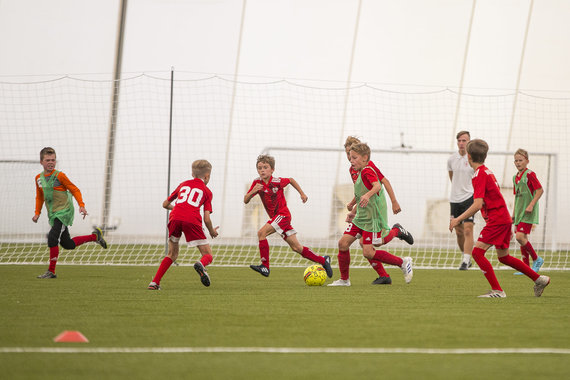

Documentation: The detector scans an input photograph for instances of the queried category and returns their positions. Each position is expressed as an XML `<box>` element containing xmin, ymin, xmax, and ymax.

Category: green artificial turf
<box><xmin>0</xmin><ymin>265</ymin><xmax>568</xmax><ymax>379</ymax></box>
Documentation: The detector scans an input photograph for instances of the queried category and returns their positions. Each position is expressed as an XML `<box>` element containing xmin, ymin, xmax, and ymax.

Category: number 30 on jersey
<box><xmin>176</xmin><ymin>186</ymin><xmax>204</xmax><ymax>207</ymax></box>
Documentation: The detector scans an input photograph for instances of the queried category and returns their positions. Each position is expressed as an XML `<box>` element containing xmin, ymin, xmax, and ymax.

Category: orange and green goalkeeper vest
<box><xmin>40</xmin><ymin>170</ymin><xmax>75</xmax><ymax>226</ymax></box>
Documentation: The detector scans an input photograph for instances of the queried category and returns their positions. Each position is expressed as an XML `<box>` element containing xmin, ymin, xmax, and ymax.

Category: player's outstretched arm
<box><xmin>289</xmin><ymin>178</ymin><xmax>308</xmax><ymax>203</ymax></box>
<box><xmin>162</xmin><ymin>198</ymin><xmax>174</xmax><ymax>210</ymax></box>
<box><xmin>381</xmin><ymin>177</ymin><xmax>401</xmax><ymax>214</ymax></box>
<box><xmin>449</xmin><ymin>198</ymin><xmax>482</xmax><ymax>231</ymax></box>
<box><xmin>204</xmin><ymin>211</ymin><xmax>218</xmax><ymax>238</ymax></box>
<box><xmin>244</xmin><ymin>183</ymin><xmax>263</xmax><ymax>204</ymax></box>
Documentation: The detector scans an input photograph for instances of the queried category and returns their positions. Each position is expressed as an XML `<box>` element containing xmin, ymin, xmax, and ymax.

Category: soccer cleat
<box><xmin>92</xmin><ymin>227</ymin><xmax>108</xmax><ymax>249</ymax></box>
<box><xmin>459</xmin><ymin>261</ymin><xmax>473</xmax><ymax>271</ymax></box>
<box><xmin>532</xmin><ymin>257</ymin><xmax>544</xmax><ymax>272</ymax></box>
<box><xmin>322</xmin><ymin>256</ymin><xmax>333</xmax><ymax>278</ymax></box>
<box><xmin>327</xmin><ymin>279</ymin><xmax>351</xmax><ymax>287</ymax></box>
<box><xmin>194</xmin><ymin>262</ymin><xmax>211</xmax><ymax>287</ymax></box>
<box><xmin>400</xmin><ymin>257</ymin><xmax>413</xmax><ymax>283</ymax></box>
<box><xmin>371</xmin><ymin>276</ymin><xmax>392</xmax><ymax>285</ymax></box>
<box><xmin>250</xmin><ymin>264</ymin><xmax>270</xmax><ymax>277</ymax></box>
<box><xmin>513</xmin><ymin>271</ymin><xmax>524</xmax><ymax>275</ymax></box>
<box><xmin>393</xmin><ymin>223</ymin><xmax>414</xmax><ymax>245</ymax></box>
<box><xmin>533</xmin><ymin>275</ymin><xmax>550</xmax><ymax>297</ymax></box>
<box><xmin>478</xmin><ymin>289</ymin><xmax>507</xmax><ymax>298</ymax></box>
<box><xmin>37</xmin><ymin>271</ymin><xmax>57</xmax><ymax>279</ymax></box>
<box><xmin>147</xmin><ymin>282</ymin><xmax>161</xmax><ymax>290</ymax></box>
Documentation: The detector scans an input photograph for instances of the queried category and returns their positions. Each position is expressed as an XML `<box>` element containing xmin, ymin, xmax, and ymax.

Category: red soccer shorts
<box><xmin>268</xmin><ymin>214</ymin><xmax>296</xmax><ymax>239</ymax></box>
<box><xmin>515</xmin><ymin>222</ymin><xmax>533</xmax><ymax>235</ymax></box>
<box><xmin>343</xmin><ymin>223</ymin><xmax>384</xmax><ymax>246</ymax></box>
<box><xmin>478</xmin><ymin>223</ymin><xmax>512</xmax><ymax>250</ymax></box>
<box><xmin>168</xmin><ymin>219</ymin><xmax>208</xmax><ymax>247</ymax></box>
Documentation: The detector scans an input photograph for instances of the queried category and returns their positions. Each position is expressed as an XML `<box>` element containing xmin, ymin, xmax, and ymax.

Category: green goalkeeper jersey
<box><xmin>40</xmin><ymin>170</ymin><xmax>75</xmax><ymax>227</ymax></box>
<box><xmin>352</xmin><ymin>167</ymin><xmax>389</xmax><ymax>235</ymax></box>
<box><xmin>513</xmin><ymin>170</ymin><xmax>539</xmax><ymax>225</ymax></box>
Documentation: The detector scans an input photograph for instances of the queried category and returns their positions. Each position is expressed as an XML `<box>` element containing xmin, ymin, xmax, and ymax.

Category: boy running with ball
<box><xmin>245</xmin><ymin>154</ymin><xmax>333</xmax><ymax>278</ymax></box>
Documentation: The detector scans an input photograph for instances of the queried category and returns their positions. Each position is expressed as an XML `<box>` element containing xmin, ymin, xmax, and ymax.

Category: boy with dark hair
<box><xmin>245</xmin><ymin>154</ymin><xmax>333</xmax><ymax>278</ymax></box>
<box><xmin>33</xmin><ymin>147</ymin><xmax>107</xmax><ymax>278</ymax></box>
<box><xmin>449</xmin><ymin>139</ymin><xmax>550</xmax><ymax>297</ymax></box>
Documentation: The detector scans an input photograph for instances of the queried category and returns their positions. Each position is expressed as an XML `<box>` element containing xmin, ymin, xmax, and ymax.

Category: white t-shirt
<box><xmin>447</xmin><ymin>151</ymin><xmax>474</xmax><ymax>203</ymax></box>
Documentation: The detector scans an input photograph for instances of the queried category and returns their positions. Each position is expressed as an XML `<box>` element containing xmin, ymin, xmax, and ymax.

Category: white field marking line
<box><xmin>1</xmin><ymin>347</ymin><xmax>569</xmax><ymax>354</ymax></box>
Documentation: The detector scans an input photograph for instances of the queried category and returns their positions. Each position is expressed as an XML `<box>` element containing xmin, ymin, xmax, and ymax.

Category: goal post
<box><xmin>257</xmin><ymin>146</ymin><xmax>559</xmax><ymax>269</ymax></box>
<box><xmin>0</xmin><ymin>74</ymin><xmax>568</xmax><ymax>270</ymax></box>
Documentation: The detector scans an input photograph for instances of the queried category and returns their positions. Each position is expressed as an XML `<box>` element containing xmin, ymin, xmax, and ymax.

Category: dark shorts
<box><xmin>450</xmin><ymin>196</ymin><xmax>475</xmax><ymax>223</ymax></box>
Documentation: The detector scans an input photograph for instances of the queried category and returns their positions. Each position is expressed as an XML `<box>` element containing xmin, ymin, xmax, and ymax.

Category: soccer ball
<box><xmin>303</xmin><ymin>264</ymin><xmax>327</xmax><ymax>286</ymax></box>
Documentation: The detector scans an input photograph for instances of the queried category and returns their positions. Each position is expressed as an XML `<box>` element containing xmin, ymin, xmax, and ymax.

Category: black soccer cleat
<box><xmin>37</xmin><ymin>271</ymin><xmax>57</xmax><ymax>279</ymax></box>
<box><xmin>250</xmin><ymin>264</ymin><xmax>270</xmax><ymax>277</ymax></box>
<box><xmin>393</xmin><ymin>223</ymin><xmax>414</xmax><ymax>245</ymax></box>
<box><xmin>194</xmin><ymin>262</ymin><xmax>211</xmax><ymax>287</ymax></box>
<box><xmin>92</xmin><ymin>227</ymin><xmax>108</xmax><ymax>249</ymax></box>
<box><xmin>459</xmin><ymin>261</ymin><xmax>473</xmax><ymax>271</ymax></box>
<box><xmin>371</xmin><ymin>276</ymin><xmax>392</xmax><ymax>285</ymax></box>
<box><xmin>322</xmin><ymin>255</ymin><xmax>333</xmax><ymax>278</ymax></box>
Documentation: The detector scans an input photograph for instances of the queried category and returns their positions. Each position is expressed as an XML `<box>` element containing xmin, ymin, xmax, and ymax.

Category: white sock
<box><xmin>463</xmin><ymin>253</ymin><xmax>471</xmax><ymax>263</ymax></box>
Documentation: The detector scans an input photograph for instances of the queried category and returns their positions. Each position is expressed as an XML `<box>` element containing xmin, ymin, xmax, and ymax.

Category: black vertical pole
<box><xmin>165</xmin><ymin>68</ymin><xmax>174</xmax><ymax>255</ymax></box>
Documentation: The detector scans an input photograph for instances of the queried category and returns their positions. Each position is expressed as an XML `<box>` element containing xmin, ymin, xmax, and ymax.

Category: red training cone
<box><xmin>53</xmin><ymin>330</ymin><xmax>89</xmax><ymax>343</ymax></box>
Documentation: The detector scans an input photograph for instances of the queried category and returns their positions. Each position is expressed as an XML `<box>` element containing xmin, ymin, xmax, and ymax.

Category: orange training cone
<box><xmin>53</xmin><ymin>330</ymin><xmax>89</xmax><ymax>343</ymax></box>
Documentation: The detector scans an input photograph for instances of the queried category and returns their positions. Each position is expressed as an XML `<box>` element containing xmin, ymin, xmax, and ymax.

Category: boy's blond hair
<box><xmin>40</xmin><ymin>147</ymin><xmax>56</xmax><ymax>161</ymax></box>
<box><xmin>514</xmin><ymin>148</ymin><xmax>529</xmax><ymax>160</ymax></box>
<box><xmin>256</xmin><ymin>154</ymin><xmax>275</xmax><ymax>169</ymax></box>
<box><xmin>456</xmin><ymin>130</ymin><xmax>470</xmax><ymax>139</ymax></box>
<box><xmin>192</xmin><ymin>159</ymin><xmax>212</xmax><ymax>178</ymax></box>
<box><xmin>349</xmin><ymin>142</ymin><xmax>371</xmax><ymax>161</ymax></box>
<box><xmin>467</xmin><ymin>139</ymin><xmax>488</xmax><ymax>164</ymax></box>
<box><xmin>344</xmin><ymin>136</ymin><xmax>361</xmax><ymax>149</ymax></box>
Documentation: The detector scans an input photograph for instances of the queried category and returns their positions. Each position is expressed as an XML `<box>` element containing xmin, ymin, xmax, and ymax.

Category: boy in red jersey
<box><xmin>33</xmin><ymin>147</ymin><xmax>107</xmax><ymax>279</ymax></box>
<box><xmin>148</xmin><ymin>160</ymin><xmax>218</xmax><ymax>289</ymax></box>
<box><xmin>449</xmin><ymin>139</ymin><xmax>550</xmax><ymax>298</ymax></box>
<box><xmin>329</xmin><ymin>143</ymin><xmax>414</xmax><ymax>287</ymax></box>
<box><xmin>512</xmin><ymin>148</ymin><xmax>544</xmax><ymax>274</ymax></box>
<box><xmin>244</xmin><ymin>154</ymin><xmax>333</xmax><ymax>278</ymax></box>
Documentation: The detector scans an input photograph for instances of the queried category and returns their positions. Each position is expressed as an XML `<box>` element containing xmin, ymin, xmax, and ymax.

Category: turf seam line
<box><xmin>1</xmin><ymin>347</ymin><xmax>569</xmax><ymax>354</ymax></box>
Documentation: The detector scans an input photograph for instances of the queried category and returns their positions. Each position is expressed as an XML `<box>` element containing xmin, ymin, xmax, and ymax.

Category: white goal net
<box><xmin>0</xmin><ymin>74</ymin><xmax>568</xmax><ymax>270</ymax></box>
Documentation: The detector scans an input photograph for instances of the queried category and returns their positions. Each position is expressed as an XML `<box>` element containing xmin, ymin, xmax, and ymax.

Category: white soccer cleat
<box><xmin>533</xmin><ymin>275</ymin><xmax>550</xmax><ymax>297</ymax></box>
<box><xmin>478</xmin><ymin>289</ymin><xmax>507</xmax><ymax>298</ymax></box>
<box><xmin>327</xmin><ymin>279</ymin><xmax>351</xmax><ymax>287</ymax></box>
<box><xmin>400</xmin><ymin>257</ymin><xmax>413</xmax><ymax>284</ymax></box>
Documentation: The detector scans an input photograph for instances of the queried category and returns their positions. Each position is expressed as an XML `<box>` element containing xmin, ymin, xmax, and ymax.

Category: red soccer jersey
<box><xmin>360</xmin><ymin>167</ymin><xmax>381</xmax><ymax>190</ymax></box>
<box><xmin>248</xmin><ymin>176</ymin><xmax>291</xmax><ymax>218</ymax></box>
<box><xmin>472</xmin><ymin>165</ymin><xmax>512</xmax><ymax>225</ymax></box>
<box><xmin>168</xmin><ymin>178</ymin><xmax>213</xmax><ymax>225</ymax></box>
<box><xmin>349</xmin><ymin>160</ymin><xmax>385</xmax><ymax>184</ymax></box>
<box><xmin>513</xmin><ymin>169</ymin><xmax>542</xmax><ymax>195</ymax></box>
